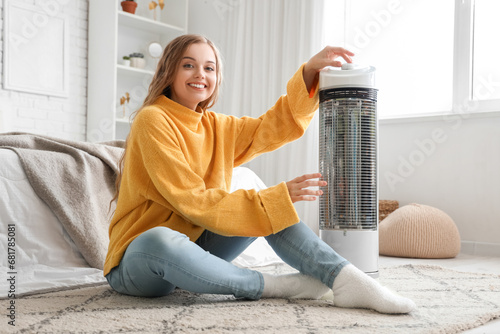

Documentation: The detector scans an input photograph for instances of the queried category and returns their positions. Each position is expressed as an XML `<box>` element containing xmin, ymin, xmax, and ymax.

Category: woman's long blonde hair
<box><xmin>110</xmin><ymin>34</ymin><xmax>223</xmax><ymax>209</ymax></box>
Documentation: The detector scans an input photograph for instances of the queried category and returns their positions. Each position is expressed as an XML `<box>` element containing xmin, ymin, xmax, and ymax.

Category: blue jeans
<box><xmin>106</xmin><ymin>221</ymin><xmax>349</xmax><ymax>300</ymax></box>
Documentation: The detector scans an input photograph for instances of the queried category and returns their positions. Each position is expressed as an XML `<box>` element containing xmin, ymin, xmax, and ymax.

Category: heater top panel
<box><xmin>320</xmin><ymin>64</ymin><xmax>376</xmax><ymax>90</ymax></box>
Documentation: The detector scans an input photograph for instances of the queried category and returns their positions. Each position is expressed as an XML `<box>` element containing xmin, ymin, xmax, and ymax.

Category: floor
<box><xmin>379</xmin><ymin>253</ymin><xmax>500</xmax><ymax>333</ymax></box>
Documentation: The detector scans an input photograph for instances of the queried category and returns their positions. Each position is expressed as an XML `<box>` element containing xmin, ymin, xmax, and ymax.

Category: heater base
<box><xmin>320</xmin><ymin>229</ymin><xmax>379</xmax><ymax>278</ymax></box>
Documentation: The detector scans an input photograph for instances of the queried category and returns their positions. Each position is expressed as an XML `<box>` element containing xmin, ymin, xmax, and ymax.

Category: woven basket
<box><xmin>379</xmin><ymin>200</ymin><xmax>399</xmax><ymax>222</ymax></box>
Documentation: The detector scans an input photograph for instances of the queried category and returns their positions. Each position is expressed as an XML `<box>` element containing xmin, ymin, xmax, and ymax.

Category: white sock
<box><xmin>332</xmin><ymin>264</ymin><xmax>416</xmax><ymax>314</ymax></box>
<box><xmin>261</xmin><ymin>273</ymin><xmax>331</xmax><ymax>300</ymax></box>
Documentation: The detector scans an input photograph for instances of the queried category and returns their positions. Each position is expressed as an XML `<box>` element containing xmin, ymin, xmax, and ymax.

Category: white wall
<box><xmin>0</xmin><ymin>0</ymin><xmax>88</xmax><ymax>141</ymax></box>
<box><xmin>187</xmin><ymin>0</ymin><xmax>226</xmax><ymax>50</ymax></box>
<box><xmin>380</xmin><ymin>113</ymin><xmax>500</xmax><ymax>255</ymax></box>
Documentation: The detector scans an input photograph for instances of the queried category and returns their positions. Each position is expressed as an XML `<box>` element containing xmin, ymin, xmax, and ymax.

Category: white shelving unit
<box><xmin>87</xmin><ymin>0</ymin><xmax>188</xmax><ymax>142</ymax></box>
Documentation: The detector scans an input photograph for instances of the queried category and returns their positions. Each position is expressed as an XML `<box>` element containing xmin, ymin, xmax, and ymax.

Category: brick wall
<box><xmin>0</xmin><ymin>0</ymin><xmax>88</xmax><ymax>141</ymax></box>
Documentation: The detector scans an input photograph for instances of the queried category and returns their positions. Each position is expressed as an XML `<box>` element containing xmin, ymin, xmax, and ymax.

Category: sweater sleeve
<box><xmin>133</xmin><ymin>110</ymin><xmax>300</xmax><ymax>237</ymax></box>
<box><xmin>233</xmin><ymin>63</ymin><xmax>319</xmax><ymax>166</ymax></box>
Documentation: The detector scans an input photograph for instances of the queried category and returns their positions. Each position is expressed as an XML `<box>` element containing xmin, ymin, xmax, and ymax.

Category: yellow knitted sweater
<box><xmin>103</xmin><ymin>64</ymin><xmax>319</xmax><ymax>276</ymax></box>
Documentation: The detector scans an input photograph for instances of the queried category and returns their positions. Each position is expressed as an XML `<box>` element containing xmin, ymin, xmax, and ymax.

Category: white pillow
<box><xmin>230</xmin><ymin>167</ymin><xmax>282</xmax><ymax>268</ymax></box>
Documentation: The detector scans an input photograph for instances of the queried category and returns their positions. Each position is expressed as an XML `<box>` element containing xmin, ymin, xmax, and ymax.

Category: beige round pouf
<box><xmin>379</xmin><ymin>203</ymin><xmax>461</xmax><ymax>258</ymax></box>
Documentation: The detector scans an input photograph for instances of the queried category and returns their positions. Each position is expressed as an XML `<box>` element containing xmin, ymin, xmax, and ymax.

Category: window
<box><xmin>322</xmin><ymin>0</ymin><xmax>500</xmax><ymax>119</ymax></box>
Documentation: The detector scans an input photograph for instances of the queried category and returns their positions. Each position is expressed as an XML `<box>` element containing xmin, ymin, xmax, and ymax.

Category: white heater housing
<box><xmin>318</xmin><ymin>63</ymin><xmax>379</xmax><ymax>277</ymax></box>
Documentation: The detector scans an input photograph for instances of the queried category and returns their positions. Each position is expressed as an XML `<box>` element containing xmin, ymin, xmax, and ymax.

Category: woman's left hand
<box><xmin>303</xmin><ymin>46</ymin><xmax>355</xmax><ymax>92</ymax></box>
<box><xmin>286</xmin><ymin>173</ymin><xmax>327</xmax><ymax>203</ymax></box>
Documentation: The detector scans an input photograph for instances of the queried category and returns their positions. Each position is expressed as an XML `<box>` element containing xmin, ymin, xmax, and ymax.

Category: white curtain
<box><xmin>219</xmin><ymin>0</ymin><xmax>325</xmax><ymax>233</ymax></box>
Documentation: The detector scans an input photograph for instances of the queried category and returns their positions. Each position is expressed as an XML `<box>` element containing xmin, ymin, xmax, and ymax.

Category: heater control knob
<box><xmin>341</xmin><ymin>63</ymin><xmax>358</xmax><ymax>70</ymax></box>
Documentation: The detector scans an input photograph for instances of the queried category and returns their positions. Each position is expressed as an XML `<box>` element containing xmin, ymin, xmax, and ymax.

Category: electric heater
<box><xmin>318</xmin><ymin>63</ymin><xmax>379</xmax><ymax>277</ymax></box>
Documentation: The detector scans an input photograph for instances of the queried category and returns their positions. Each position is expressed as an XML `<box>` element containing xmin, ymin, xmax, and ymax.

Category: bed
<box><xmin>0</xmin><ymin>133</ymin><xmax>280</xmax><ymax>298</ymax></box>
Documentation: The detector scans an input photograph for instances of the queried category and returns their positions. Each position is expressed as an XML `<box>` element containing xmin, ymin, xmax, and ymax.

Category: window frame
<box><xmin>458</xmin><ymin>0</ymin><xmax>500</xmax><ymax>112</ymax></box>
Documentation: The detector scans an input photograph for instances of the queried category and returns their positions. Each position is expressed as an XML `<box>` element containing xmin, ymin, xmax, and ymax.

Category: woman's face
<box><xmin>170</xmin><ymin>43</ymin><xmax>217</xmax><ymax>111</ymax></box>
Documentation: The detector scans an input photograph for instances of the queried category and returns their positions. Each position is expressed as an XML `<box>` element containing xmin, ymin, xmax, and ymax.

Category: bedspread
<box><xmin>0</xmin><ymin>132</ymin><xmax>124</xmax><ymax>270</ymax></box>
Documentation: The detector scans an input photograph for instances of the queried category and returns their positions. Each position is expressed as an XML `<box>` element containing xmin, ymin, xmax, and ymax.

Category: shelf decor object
<box><xmin>148</xmin><ymin>42</ymin><xmax>163</xmax><ymax>69</ymax></box>
<box><xmin>121</xmin><ymin>0</ymin><xmax>137</xmax><ymax>14</ymax></box>
<box><xmin>119</xmin><ymin>92</ymin><xmax>130</xmax><ymax>117</ymax></box>
<box><xmin>149</xmin><ymin>0</ymin><xmax>165</xmax><ymax>21</ymax></box>
<box><xmin>129</xmin><ymin>53</ymin><xmax>146</xmax><ymax>69</ymax></box>
<box><xmin>122</xmin><ymin>56</ymin><xmax>131</xmax><ymax>66</ymax></box>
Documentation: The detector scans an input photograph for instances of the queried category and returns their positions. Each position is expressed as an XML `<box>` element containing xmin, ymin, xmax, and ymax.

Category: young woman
<box><xmin>104</xmin><ymin>34</ymin><xmax>415</xmax><ymax>314</ymax></box>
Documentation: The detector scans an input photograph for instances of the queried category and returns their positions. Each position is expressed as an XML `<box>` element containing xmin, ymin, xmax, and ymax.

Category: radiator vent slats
<box><xmin>319</xmin><ymin>88</ymin><xmax>378</xmax><ymax>231</ymax></box>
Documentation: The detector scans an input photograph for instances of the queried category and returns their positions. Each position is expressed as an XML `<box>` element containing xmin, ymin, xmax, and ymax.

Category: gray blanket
<box><xmin>0</xmin><ymin>132</ymin><xmax>124</xmax><ymax>270</ymax></box>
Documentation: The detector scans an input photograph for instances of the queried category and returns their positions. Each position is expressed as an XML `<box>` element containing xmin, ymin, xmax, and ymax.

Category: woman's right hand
<box><xmin>303</xmin><ymin>46</ymin><xmax>355</xmax><ymax>92</ymax></box>
<box><xmin>286</xmin><ymin>173</ymin><xmax>327</xmax><ymax>203</ymax></box>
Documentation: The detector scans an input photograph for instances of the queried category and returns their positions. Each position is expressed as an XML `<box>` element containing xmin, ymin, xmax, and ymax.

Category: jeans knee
<box><xmin>129</xmin><ymin>226</ymin><xmax>191</xmax><ymax>257</ymax></box>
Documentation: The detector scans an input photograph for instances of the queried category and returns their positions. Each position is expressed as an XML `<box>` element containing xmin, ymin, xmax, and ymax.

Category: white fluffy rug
<box><xmin>5</xmin><ymin>264</ymin><xmax>500</xmax><ymax>334</ymax></box>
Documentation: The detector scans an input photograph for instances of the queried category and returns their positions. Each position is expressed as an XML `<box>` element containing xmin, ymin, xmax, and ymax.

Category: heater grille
<box><xmin>319</xmin><ymin>88</ymin><xmax>377</xmax><ymax>230</ymax></box>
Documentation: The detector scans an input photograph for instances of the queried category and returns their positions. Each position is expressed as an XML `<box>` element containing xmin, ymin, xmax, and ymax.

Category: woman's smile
<box><xmin>188</xmin><ymin>82</ymin><xmax>207</xmax><ymax>89</ymax></box>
